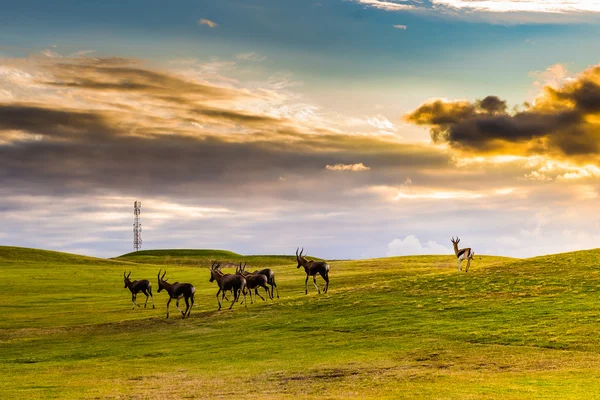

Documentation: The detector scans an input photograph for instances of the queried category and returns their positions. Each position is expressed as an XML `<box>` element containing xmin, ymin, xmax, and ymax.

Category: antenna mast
<box><xmin>133</xmin><ymin>201</ymin><xmax>142</xmax><ymax>251</ymax></box>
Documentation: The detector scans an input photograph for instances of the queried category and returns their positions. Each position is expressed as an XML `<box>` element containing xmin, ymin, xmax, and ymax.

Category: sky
<box><xmin>2</xmin><ymin>0</ymin><xmax>600</xmax><ymax>259</ymax></box>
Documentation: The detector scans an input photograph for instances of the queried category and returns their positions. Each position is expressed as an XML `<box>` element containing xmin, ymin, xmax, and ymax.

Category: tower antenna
<box><xmin>133</xmin><ymin>201</ymin><xmax>142</xmax><ymax>251</ymax></box>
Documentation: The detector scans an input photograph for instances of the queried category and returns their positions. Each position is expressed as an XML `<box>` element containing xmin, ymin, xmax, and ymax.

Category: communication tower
<box><xmin>133</xmin><ymin>201</ymin><xmax>142</xmax><ymax>251</ymax></box>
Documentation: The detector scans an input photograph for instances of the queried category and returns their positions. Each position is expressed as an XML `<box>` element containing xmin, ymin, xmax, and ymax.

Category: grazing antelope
<box><xmin>209</xmin><ymin>262</ymin><xmax>247</xmax><ymax>310</ymax></box>
<box><xmin>296</xmin><ymin>247</ymin><xmax>330</xmax><ymax>294</ymax></box>
<box><xmin>123</xmin><ymin>271</ymin><xmax>155</xmax><ymax>309</ymax></box>
<box><xmin>451</xmin><ymin>236</ymin><xmax>475</xmax><ymax>272</ymax></box>
<box><xmin>236</xmin><ymin>262</ymin><xmax>271</xmax><ymax>303</ymax></box>
<box><xmin>156</xmin><ymin>269</ymin><xmax>196</xmax><ymax>319</ymax></box>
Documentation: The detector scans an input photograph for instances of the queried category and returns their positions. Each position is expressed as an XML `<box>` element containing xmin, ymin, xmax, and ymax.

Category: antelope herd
<box><xmin>123</xmin><ymin>238</ymin><xmax>474</xmax><ymax>317</ymax></box>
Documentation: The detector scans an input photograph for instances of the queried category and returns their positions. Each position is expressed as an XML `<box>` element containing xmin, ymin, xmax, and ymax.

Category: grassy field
<box><xmin>3</xmin><ymin>246</ymin><xmax>600</xmax><ymax>399</ymax></box>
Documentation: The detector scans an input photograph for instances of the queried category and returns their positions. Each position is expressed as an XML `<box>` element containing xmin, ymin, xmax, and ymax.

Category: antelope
<box><xmin>156</xmin><ymin>269</ymin><xmax>196</xmax><ymax>319</ymax></box>
<box><xmin>209</xmin><ymin>262</ymin><xmax>247</xmax><ymax>310</ymax></box>
<box><xmin>123</xmin><ymin>271</ymin><xmax>155</xmax><ymax>310</ymax></box>
<box><xmin>251</xmin><ymin>267</ymin><xmax>279</xmax><ymax>299</ymax></box>
<box><xmin>236</xmin><ymin>262</ymin><xmax>271</xmax><ymax>303</ymax></box>
<box><xmin>296</xmin><ymin>247</ymin><xmax>330</xmax><ymax>294</ymax></box>
<box><xmin>451</xmin><ymin>236</ymin><xmax>475</xmax><ymax>272</ymax></box>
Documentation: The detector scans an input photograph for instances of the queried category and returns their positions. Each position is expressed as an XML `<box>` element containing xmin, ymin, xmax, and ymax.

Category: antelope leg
<box><xmin>219</xmin><ymin>290</ymin><xmax>226</xmax><ymax>311</ymax></box>
<box><xmin>229</xmin><ymin>289</ymin><xmax>238</xmax><ymax>310</ymax></box>
<box><xmin>143</xmin><ymin>291</ymin><xmax>149</xmax><ymax>308</ymax></box>
<box><xmin>255</xmin><ymin>288</ymin><xmax>265</xmax><ymax>301</ymax></box>
<box><xmin>166</xmin><ymin>298</ymin><xmax>171</xmax><ymax>319</ymax></box>
<box><xmin>187</xmin><ymin>295</ymin><xmax>194</xmax><ymax>317</ymax></box>
<box><xmin>216</xmin><ymin>289</ymin><xmax>222</xmax><ymax>310</ymax></box>
<box><xmin>305</xmin><ymin>275</ymin><xmax>309</xmax><ymax>294</ymax></box>
<box><xmin>182</xmin><ymin>297</ymin><xmax>190</xmax><ymax>319</ymax></box>
<box><xmin>313</xmin><ymin>276</ymin><xmax>320</xmax><ymax>294</ymax></box>
<box><xmin>175</xmin><ymin>299</ymin><xmax>184</xmax><ymax>316</ymax></box>
<box><xmin>132</xmin><ymin>293</ymin><xmax>142</xmax><ymax>308</ymax></box>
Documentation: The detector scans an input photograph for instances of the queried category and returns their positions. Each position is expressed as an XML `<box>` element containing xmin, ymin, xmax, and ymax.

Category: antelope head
<box><xmin>209</xmin><ymin>262</ymin><xmax>221</xmax><ymax>282</ymax></box>
<box><xmin>451</xmin><ymin>236</ymin><xmax>460</xmax><ymax>246</ymax></box>
<box><xmin>123</xmin><ymin>271</ymin><xmax>132</xmax><ymax>288</ymax></box>
<box><xmin>296</xmin><ymin>247</ymin><xmax>307</xmax><ymax>268</ymax></box>
<box><xmin>157</xmin><ymin>269</ymin><xmax>168</xmax><ymax>292</ymax></box>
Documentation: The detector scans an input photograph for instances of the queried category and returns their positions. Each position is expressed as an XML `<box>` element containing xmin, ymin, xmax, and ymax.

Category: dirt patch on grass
<box><xmin>276</xmin><ymin>368</ymin><xmax>360</xmax><ymax>382</ymax></box>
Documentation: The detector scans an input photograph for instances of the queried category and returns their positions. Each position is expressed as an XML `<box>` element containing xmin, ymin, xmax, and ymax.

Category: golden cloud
<box><xmin>325</xmin><ymin>163</ymin><xmax>371</xmax><ymax>172</ymax></box>
<box><xmin>404</xmin><ymin>64</ymin><xmax>600</xmax><ymax>164</ymax></box>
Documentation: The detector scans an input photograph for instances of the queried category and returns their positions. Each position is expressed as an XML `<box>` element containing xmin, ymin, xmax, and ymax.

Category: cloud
<box><xmin>326</xmin><ymin>163</ymin><xmax>371</xmax><ymax>172</ymax></box>
<box><xmin>404</xmin><ymin>63</ymin><xmax>600</xmax><ymax>165</ymax></box>
<box><xmin>355</xmin><ymin>0</ymin><xmax>414</xmax><ymax>11</ymax></box>
<box><xmin>0</xmin><ymin>54</ymin><xmax>457</xmax><ymax>205</ymax></box>
<box><xmin>352</xmin><ymin>0</ymin><xmax>600</xmax><ymax>23</ymax></box>
<box><xmin>393</xmin><ymin>24</ymin><xmax>407</xmax><ymax>30</ymax></box>
<box><xmin>387</xmin><ymin>235</ymin><xmax>451</xmax><ymax>256</ymax></box>
<box><xmin>198</xmin><ymin>19</ymin><xmax>218</xmax><ymax>28</ymax></box>
<box><xmin>431</xmin><ymin>0</ymin><xmax>600</xmax><ymax>14</ymax></box>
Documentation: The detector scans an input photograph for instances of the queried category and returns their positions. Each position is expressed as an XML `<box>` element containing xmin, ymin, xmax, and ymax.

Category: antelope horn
<box><xmin>127</xmin><ymin>271</ymin><xmax>131</xmax><ymax>279</ymax></box>
<box><xmin>296</xmin><ymin>247</ymin><xmax>299</xmax><ymax>257</ymax></box>
<box><xmin>161</xmin><ymin>270</ymin><xmax>167</xmax><ymax>280</ymax></box>
<box><xmin>157</xmin><ymin>269</ymin><xmax>162</xmax><ymax>279</ymax></box>
<box><xmin>300</xmin><ymin>247</ymin><xmax>304</xmax><ymax>257</ymax></box>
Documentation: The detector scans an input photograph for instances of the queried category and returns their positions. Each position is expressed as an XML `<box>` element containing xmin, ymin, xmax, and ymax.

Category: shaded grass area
<box><xmin>3</xmin><ymin>246</ymin><xmax>600</xmax><ymax>399</ymax></box>
<box><xmin>115</xmin><ymin>248</ymin><xmax>316</xmax><ymax>268</ymax></box>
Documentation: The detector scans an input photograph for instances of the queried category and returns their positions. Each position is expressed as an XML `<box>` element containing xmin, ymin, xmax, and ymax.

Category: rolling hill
<box><xmin>2</xmin><ymin>245</ymin><xmax>600</xmax><ymax>399</ymax></box>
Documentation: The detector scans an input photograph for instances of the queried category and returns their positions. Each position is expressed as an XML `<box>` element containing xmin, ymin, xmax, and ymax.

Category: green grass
<box><xmin>115</xmin><ymin>248</ymin><xmax>304</xmax><ymax>267</ymax></box>
<box><xmin>3</xmin><ymin>246</ymin><xmax>600</xmax><ymax>399</ymax></box>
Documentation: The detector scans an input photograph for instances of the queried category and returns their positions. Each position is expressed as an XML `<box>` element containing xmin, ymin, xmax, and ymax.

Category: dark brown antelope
<box><xmin>236</xmin><ymin>262</ymin><xmax>271</xmax><ymax>303</ymax></box>
<box><xmin>296</xmin><ymin>247</ymin><xmax>330</xmax><ymax>294</ymax></box>
<box><xmin>251</xmin><ymin>267</ymin><xmax>279</xmax><ymax>299</ymax></box>
<box><xmin>451</xmin><ymin>236</ymin><xmax>475</xmax><ymax>273</ymax></box>
<box><xmin>123</xmin><ymin>271</ymin><xmax>155</xmax><ymax>309</ymax></box>
<box><xmin>156</xmin><ymin>269</ymin><xmax>196</xmax><ymax>319</ymax></box>
<box><xmin>209</xmin><ymin>262</ymin><xmax>247</xmax><ymax>310</ymax></box>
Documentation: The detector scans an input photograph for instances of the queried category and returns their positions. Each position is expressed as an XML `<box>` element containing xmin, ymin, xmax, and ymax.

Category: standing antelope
<box><xmin>156</xmin><ymin>269</ymin><xmax>196</xmax><ymax>319</ymax></box>
<box><xmin>123</xmin><ymin>271</ymin><xmax>155</xmax><ymax>309</ymax></box>
<box><xmin>209</xmin><ymin>262</ymin><xmax>247</xmax><ymax>310</ymax></box>
<box><xmin>236</xmin><ymin>262</ymin><xmax>271</xmax><ymax>303</ymax></box>
<box><xmin>296</xmin><ymin>247</ymin><xmax>330</xmax><ymax>294</ymax></box>
<box><xmin>451</xmin><ymin>236</ymin><xmax>475</xmax><ymax>272</ymax></box>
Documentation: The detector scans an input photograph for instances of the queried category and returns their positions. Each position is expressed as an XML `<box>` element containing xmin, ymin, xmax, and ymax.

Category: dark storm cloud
<box><xmin>0</xmin><ymin>124</ymin><xmax>451</xmax><ymax>203</ymax></box>
<box><xmin>404</xmin><ymin>65</ymin><xmax>600</xmax><ymax>160</ymax></box>
<box><xmin>0</xmin><ymin>104</ymin><xmax>120</xmax><ymax>139</ymax></box>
